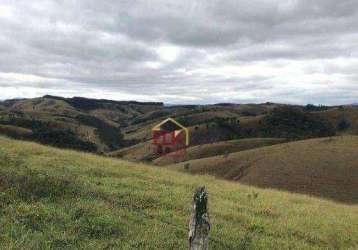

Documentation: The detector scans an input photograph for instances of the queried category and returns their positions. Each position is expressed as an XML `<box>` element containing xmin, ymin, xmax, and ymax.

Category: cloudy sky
<box><xmin>0</xmin><ymin>0</ymin><xmax>357</xmax><ymax>105</ymax></box>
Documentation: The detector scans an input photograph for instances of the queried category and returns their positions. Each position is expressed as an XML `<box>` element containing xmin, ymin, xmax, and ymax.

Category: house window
<box><xmin>163</xmin><ymin>131</ymin><xmax>175</xmax><ymax>145</ymax></box>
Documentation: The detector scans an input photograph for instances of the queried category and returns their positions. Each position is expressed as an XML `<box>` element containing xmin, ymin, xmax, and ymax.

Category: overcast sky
<box><xmin>0</xmin><ymin>0</ymin><xmax>357</xmax><ymax>105</ymax></box>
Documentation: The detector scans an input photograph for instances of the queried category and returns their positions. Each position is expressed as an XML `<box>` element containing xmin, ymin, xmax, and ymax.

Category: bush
<box><xmin>32</xmin><ymin>128</ymin><xmax>97</xmax><ymax>152</ymax></box>
<box><xmin>214</xmin><ymin>117</ymin><xmax>240</xmax><ymax>133</ymax></box>
<box><xmin>0</xmin><ymin>116</ymin><xmax>44</xmax><ymax>129</ymax></box>
<box><xmin>77</xmin><ymin>114</ymin><xmax>123</xmax><ymax>150</ymax></box>
<box><xmin>337</xmin><ymin>117</ymin><xmax>351</xmax><ymax>131</ymax></box>
<box><xmin>260</xmin><ymin>106</ymin><xmax>336</xmax><ymax>139</ymax></box>
<box><xmin>0</xmin><ymin>125</ymin><xmax>33</xmax><ymax>139</ymax></box>
<box><xmin>95</xmin><ymin>126</ymin><xmax>123</xmax><ymax>150</ymax></box>
<box><xmin>304</xmin><ymin>104</ymin><xmax>330</xmax><ymax>112</ymax></box>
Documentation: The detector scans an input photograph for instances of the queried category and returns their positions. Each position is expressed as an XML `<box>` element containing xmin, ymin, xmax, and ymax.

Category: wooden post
<box><xmin>189</xmin><ymin>186</ymin><xmax>210</xmax><ymax>250</ymax></box>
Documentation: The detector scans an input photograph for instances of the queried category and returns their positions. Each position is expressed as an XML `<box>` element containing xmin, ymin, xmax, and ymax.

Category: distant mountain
<box><xmin>43</xmin><ymin>95</ymin><xmax>163</xmax><ymax>109</ymax></box>
<box><xmin>0</xmin><ymin>95</ymin><xmax>165</xmax><ymax>153</ymax></box>
<box><xmin>1</xmin><ymin>95</ymin><xmax>358</xmax><ymax>157</ymax></box>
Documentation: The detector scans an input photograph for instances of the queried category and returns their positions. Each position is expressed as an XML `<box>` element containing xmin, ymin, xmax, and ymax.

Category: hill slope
<box><xmin>318</xmin><ymin>106</ymin><xmax>358</xmax><ymax>134</ymax></box>
<box><xmin>3</xmin><ymin>96</ymin><xmax>358</xmax><ymax>158</ymax></box>
<box><xmin>108</xmin><ymin>140</ymin><xmax>155</xmax><ymax>162</ymax></box>
<box><xmin>154</xmin><ymin>138</ymin><xmax>287</xmax><ymax>165</ymax></box>
<box><xmin>0</xmin><ymin>96</ymin><xmax>164</xmax><ymax>152</ymax></box>
<box><xmin>0</xmin><ymin>136</ymin><xmax>357</xmax><ymax>249</ymax></box>
<box><xmin>171</xmin><ymin>136</ymin><xmax>358</xmax><ymax>203</ymax></box>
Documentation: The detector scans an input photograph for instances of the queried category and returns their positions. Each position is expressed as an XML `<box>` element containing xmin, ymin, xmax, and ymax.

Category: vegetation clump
<box><xmin>337</xmin><ymin>116</ymin><xmax>351</xmax><ymax>131</ymax></box>
<box><xmin>304</xmin><ymin>104</ymin><xmax>331</xmax><ymax>112</ymax></box>
<box><xmin>33</xmin><ymin>128</ymin><xmax>98</xmax><ymax>152</ymax></box>
<box><xmin>77</xmin><ymin>114</ymin><xmax>123</xmax><ymax>150</ymax></box>
<box><xmin>260</xmin><ymin>106</ymin><xmax>336</xmax><ymax>139</ymax></box>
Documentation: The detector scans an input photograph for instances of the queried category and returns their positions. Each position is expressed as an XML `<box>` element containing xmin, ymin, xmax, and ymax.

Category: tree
<box><xmin>338</xmin><ymin>117</ymin><xmax>350</xmax><ymax>131</ymax></box>
<box><xmin>260</xmin><ymin>106</ymin><xmax>336</xmax><ymax>139</ymax></box>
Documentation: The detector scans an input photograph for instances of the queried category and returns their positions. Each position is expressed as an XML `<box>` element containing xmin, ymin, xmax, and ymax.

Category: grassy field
<box><xmin>318</xmin><ymin>107</ymin><xmax>358</xmax><ymax>134</ymax></box>
<box><xmin>108</xmin><ymin>140</ymin><xmax>155</xmax><ymax>162</ymax></box>
<box><xmin>154</xmin><ymin>138</ymin><xmax>287</xmax><ymax>165</ymax></box>
<box><xmin>171</xmin><ymin>136</ymin><xmax>358</xmax><ymax>204</ymax></box>
<box><xmin>0</xmin><ymin>124</ymin><xmax>33</xmax><ymax>139</ymax></box>
<box><xmin>0</xmin><ymin>136</ymin><xmax>357</xmax><ymax>249</ymax></box>
<box><xmin>109</xmin><ymin>138</ymin><xmax>287</xmax><ymax>165</ymax></box>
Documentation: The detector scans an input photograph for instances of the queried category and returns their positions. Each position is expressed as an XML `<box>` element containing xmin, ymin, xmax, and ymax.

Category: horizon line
<box><xmin>0</xmin><ymin>94</ymin><xmax>357</xmax><ymax>107</ymax></box>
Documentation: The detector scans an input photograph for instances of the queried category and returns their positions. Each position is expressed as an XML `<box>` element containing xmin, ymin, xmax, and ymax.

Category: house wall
<box><xmin>153</xmin><ymin>130</ymin><xmax>186</xmax><ymax>155</ymax></box>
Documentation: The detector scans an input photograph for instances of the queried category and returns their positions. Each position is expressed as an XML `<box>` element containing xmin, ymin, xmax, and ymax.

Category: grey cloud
<box><xmin>0</xmin><ymin>0</ymin><xmax>357</xmax><ymax>104</ymax></box>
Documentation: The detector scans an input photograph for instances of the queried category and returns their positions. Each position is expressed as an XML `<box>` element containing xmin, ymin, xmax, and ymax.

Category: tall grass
<box><xmin>0</xmin><ymin>136</ymin><xmax>357</xmax><ymax>249</ymax></box>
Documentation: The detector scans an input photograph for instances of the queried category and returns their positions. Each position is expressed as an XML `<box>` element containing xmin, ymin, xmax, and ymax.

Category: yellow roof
<box><xmin>152</xmin><ymin>117</ymin><xmax>189</xmax><ymax>146</ymax></box>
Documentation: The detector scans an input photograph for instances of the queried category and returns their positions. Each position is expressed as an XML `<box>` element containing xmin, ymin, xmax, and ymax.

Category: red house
<box><xmin>152</xmin><ymin>118</ymin><xmax>189</xmax><ymax>156</ymax></box>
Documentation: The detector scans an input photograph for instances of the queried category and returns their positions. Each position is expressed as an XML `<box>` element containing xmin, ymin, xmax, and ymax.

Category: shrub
<box><xmin>337</xmin><ymin>117</ymin><xmax>351</xmax><ymax>131</ymax></box>
<box><xmin>260</xmin><ymin>106</ymin><xmax>336</xmax><ymax>139</ymax></box>
<box><xmin>214</xmin><ymin>117</ymin><xmax>240</xmax><ymax>133</ymax></box>
<box><xmin>95</xmin><ymin>127</ymin><xmax>123</xmax><ymax>150</ymax></box>
<box><xmin>304</xmin><ymin>104</ymin><xmax>330</xmax><ymax>112</ymax></box>
<box><xmin>0</xmin><ymin>125</ymin><xmax>33</xmax><ymax>139</ymax></box>
<box><xmin>32</xmin><ymin>128</ymin><xmax>97</xmax><ymax>152</ymax></box>
<box><xmin>77</xmin><ymin>114</ymin><xmax>123</xmax><ymax>150</ymax></box>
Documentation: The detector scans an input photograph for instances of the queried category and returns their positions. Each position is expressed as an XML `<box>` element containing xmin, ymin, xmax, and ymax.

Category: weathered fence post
<box><xmin>189</xmin><ymin>186</ymin><xmax>210</xmax><ymax>250</ymax></box>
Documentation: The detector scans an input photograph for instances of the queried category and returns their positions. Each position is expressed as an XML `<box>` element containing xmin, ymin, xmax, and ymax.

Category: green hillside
<box><xmin>154</xmin><ymin>138</ymin><xmax>287</xmax><ymax>165</ymax></box>
<box><xmin>108</xmin><ymin>140</ymin><xmax>155</xmax><ymax>162</ymax></box>
<box><xmin>0</xmin><ymin>136</ymin><xmax>357</xmax><ymax>249</ymax></box>
<box><xmin>0</xmin><ymin>96</ymin><xmax>164</xmax><ymax>152</ymax></box>
<box><xmin>171</xmin><ymin>136</ymin><xmax>358</xmax><ymax>204</ymax></box>
<box><xmin>318</xmin><ymin>106</ymin><xmax>358</xmax><ymax>134</ymax></box>
<box><xmin>2</xmin><ymin>96</ymin><xmax>357</xmax><ymax>158</ymax></box>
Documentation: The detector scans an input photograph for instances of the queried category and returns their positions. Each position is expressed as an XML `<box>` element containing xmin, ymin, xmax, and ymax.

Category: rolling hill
<box><xmin>108</xmin><ymin>138</ymin><xmax>287</xmax><ymax>165</ymax></box>
<box><xmin>170</xmin><ymin>136</ymin><xmax>358</xmax><ymax>204</ymax></box>
<box><xmin>318</xmin><ymin>106</ymin><xmax>358</xmax><ymax>134</ymax></box>
<box><xmin>0</xmin><ymin>136</ymin><xmax>357</xmax><ymax>249</ymax></box>
<box><xmin>3</xmin><ymin>96</ymin><xmax>356</xmax><ymax>157</ymax></box>
<box><xmin>108</xmin><ymin>140</ymin><xmax>155</xmax><ymax>162</ymax></box>
<box><xmin>0</xmin><ymin>96</ymin><xmax>164</xmax><ymax>152</ymax></box>
<box><xmin>153</xmin><ymin>138</ymin><xmax>288</xmax><ymax>166</ymax></box>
